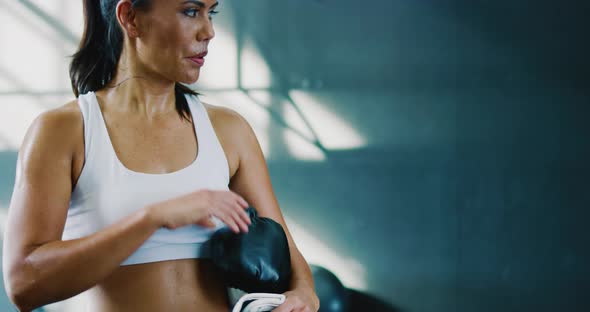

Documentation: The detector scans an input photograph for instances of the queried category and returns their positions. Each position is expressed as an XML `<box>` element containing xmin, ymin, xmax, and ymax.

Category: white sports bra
<box><xmin>62</xmin><ymin>91</ymin><xmax>230</xmax><ymax>265</ymax></box>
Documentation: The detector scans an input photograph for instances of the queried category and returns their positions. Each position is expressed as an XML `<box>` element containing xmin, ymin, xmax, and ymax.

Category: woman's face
<box><xmin>132</xmin><ymin>0</ymin><xmax>218</xmax><ymax>84</ymax></box>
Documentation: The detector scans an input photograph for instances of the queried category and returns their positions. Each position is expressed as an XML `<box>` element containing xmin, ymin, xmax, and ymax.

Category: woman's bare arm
<box><xmin>2</xmin><ymin>106</ymin><xmax>160</xmax><ymax>311</ymax></box>
<box><xmin>219</xmin><ymin>107</ymin><xmax>320</xmax><ymax>310</ymax></box>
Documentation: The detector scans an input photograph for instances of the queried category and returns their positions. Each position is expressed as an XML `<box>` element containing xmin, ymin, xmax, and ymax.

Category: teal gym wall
<box><xmin>1</xmin><ymin>1</ymin><xmax>588</xmax><ymax>311</ymax></box>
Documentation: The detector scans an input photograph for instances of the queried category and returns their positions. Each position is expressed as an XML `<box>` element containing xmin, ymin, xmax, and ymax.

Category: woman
<box><xmin>2</xmin><ymin>0</ymin><xmax>319</xmax><ymax>311</ymax></box>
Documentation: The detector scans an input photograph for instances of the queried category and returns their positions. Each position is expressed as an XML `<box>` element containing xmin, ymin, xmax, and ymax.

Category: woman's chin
<box><xmin>179</xmin><ymin>72</ymin><xmax>200</xmax><ymax>85</ymax></box>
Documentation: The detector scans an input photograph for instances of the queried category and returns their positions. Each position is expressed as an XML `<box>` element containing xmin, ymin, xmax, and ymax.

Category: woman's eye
<box><xmin>183</xmin><ymin>9</ymin><xmax>219</xmax><ymax>19</ymax></box>
<box><xmin>183</xmin><ymin>8</ymin><xmax>198</xmax><ymax>17</ymax></box>
<box><xmin>209</xmin><ymin>10</ymin><xmax>219</xmax><ymax>18</ymax></box>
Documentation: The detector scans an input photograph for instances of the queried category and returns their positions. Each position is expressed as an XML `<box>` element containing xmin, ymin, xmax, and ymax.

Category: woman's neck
<box><xmin>99</xmin><ymin>72</ymin><xmax>178</xmax><ymax>120</ymax></box>
<box><xmin>98</xmin><ymin>46</ymin><xmax>179</xmax><ymax>120</ymax></box>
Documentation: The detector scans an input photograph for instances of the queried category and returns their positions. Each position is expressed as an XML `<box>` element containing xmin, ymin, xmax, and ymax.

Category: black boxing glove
<box><xmin>208</xmin><ymin>207</ymin><xmax>292</xmax><ymax>294</ymax></box>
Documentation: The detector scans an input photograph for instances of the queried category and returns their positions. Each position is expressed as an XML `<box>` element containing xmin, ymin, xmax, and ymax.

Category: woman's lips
<box><xmin>188</xmin><ymin>57</ymin><xmax>205</xmax><ymax>66</ymax></box>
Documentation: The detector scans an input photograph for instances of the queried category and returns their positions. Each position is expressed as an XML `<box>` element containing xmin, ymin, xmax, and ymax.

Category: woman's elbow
<box><xmin>3</xmin><ymin>260</ymin><xmax>41</xmax><ymax>311</ymax></box>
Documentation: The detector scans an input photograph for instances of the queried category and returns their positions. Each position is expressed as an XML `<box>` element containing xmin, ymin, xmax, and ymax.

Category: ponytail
<box><xmin>70</xmin><ymin>0</ymin><xmax>196</xmax><ymax>122</ymax></box>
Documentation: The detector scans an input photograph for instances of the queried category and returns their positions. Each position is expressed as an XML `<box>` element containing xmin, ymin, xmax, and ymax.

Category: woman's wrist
<box><xmin>309</xmin><ymin>290</ymin><xmax>320</xmax><ymax>310</ymax></box>
<box><xmin>293</xmin><ymin>285</ymin><xmax>320</xmax><ymax>309</ymax></box>
<box><xmin>143</xmin><ymin>203</ymin><xmax>164</xmax><ymax>230</ymax></box>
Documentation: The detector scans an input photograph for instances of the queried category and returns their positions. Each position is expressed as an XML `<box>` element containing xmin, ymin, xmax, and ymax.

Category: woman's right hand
<box><xmin>146</xmin><ymin>189</ymin><xmax>251</xmax><ymax>233</ymax></box>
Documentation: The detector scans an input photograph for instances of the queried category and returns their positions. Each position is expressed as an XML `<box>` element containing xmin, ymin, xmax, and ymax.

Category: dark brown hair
<box><xmin>69</xmin><ymin>0</ymin><xmax>196</xmax><ymax>121</ymax></box>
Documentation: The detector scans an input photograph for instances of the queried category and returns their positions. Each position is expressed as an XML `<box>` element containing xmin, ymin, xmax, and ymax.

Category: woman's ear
<box><xmin>116</xmin><ymin>0</ymin><xmax>140</xmax><ymax>38</ymax></box>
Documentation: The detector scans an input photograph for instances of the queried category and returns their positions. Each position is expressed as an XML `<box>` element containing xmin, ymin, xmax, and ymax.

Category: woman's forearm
<box><xmin>288</xmin><ymin>248</ymin><xmax>319</xmax><ymax>307</ymax></box>
<box><xmin>7</xmin><ymin>207</ymin><xmax>159</xmax><ymax>311</ymax></box>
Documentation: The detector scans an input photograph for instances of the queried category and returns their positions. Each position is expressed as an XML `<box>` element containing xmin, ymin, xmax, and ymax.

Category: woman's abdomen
<box><xmin>86</xmin><ymin>258</ymin><xmax>230</xmax><ymax>311</ymax></box>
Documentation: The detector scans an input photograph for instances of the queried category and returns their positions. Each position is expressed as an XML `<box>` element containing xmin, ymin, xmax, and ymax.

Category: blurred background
<box><xmin>1</xmin><ymin>0</ymin><xmax>589</xmax><ymax>311</ymax></box>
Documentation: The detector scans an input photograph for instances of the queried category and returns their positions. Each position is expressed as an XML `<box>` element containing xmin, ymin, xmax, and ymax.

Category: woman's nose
<box><xmin>197</xmin><ymin>19</ymin><xmax>215</xmax><ymax>42</ymax></box>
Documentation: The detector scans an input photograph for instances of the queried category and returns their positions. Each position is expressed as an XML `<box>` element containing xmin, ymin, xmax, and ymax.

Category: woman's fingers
<box><xmin>232</xmin><ymin>191</ymin><xmax>249</xmax><ymax>208</ymax></box>
<box><xmin>236</xmin><ymin>211</ymin><xmax>250</xmax><ymax>232</ymax></box>
<box><xmin>230</xmin><ymin>193</ymin><xmax>252</xmax><ymax>225</ymax></box>
<box><xmin>224</xmin><ymin>216</ymin><xmax>240</xmax><ymax>233</ymax></box>
<box><xmin>239</xmin><ymin>196</ymin><xmax>249</xmax><ymax>208</ymax></box>
<box><xmin>226</xmin><ymin>205</ymin><xmax>249</xmax><ymax>233</ymax></box>
<box><xmin>225</xmin><ymin>194</ymin><xmax>250</xmax><ymax>231</ymax></box>
<box><xmin>205</xmin><ymin>190</ymin><xmax>251</xmax><ymax>233</ymax></box>
<box><xmin>228</xmin><ymin>208</ymin><xmax>248</xmax><ymax>233</ymax></box>
<box><xmin>238</xmin><ymin>204</ymin><xmax>252</xmax><ymax>225</ymax></box>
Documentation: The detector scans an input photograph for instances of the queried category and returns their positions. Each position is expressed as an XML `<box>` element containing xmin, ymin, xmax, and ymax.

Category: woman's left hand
<box><xmin>273</xmin><ymin>288</ymin><xmax>319</xmax><ymax>312</ymax></box>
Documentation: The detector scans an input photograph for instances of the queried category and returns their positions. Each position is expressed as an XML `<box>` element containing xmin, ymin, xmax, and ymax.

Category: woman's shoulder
<box><xmin>200</xmin><ymin>102</ymin><xmax>260</xmax><ymax>176</ymax></box>
<box><xmin>21</xmin><ymin>99</ymin><xmax>83</xmax><ymax>157</ymax></box>
<box><xmin>33</xmin><ymin>99</ymin><xmax>83</xmax><ymax>137</ymax></box>
<box><xmin>201</xmin><ymin>102</ymin><xmax>251</xmax><ymax>136</ymax></box>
